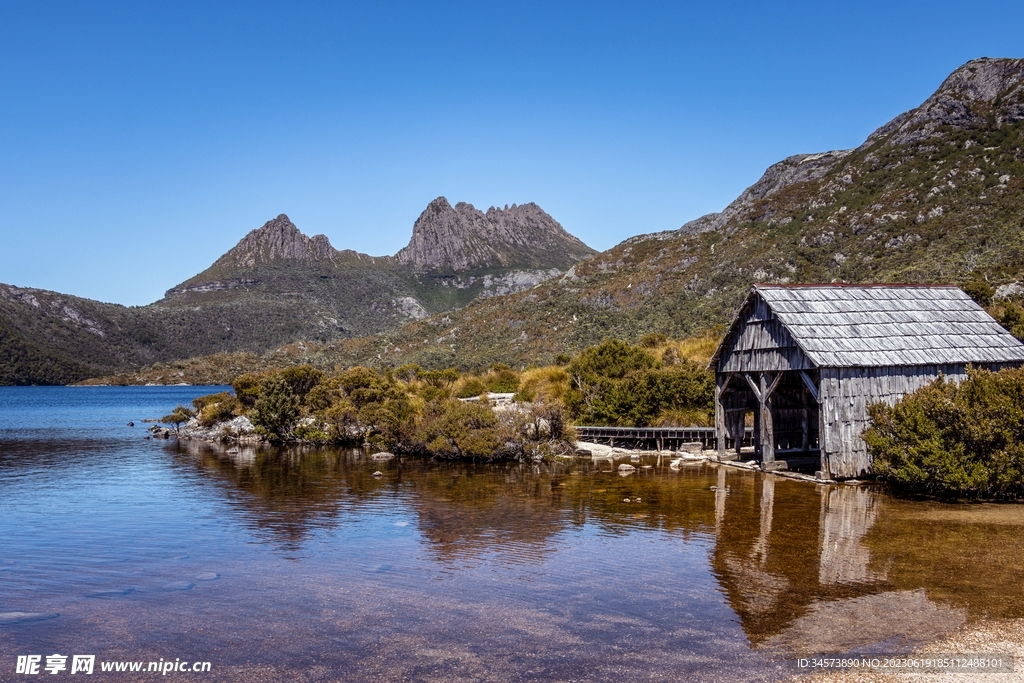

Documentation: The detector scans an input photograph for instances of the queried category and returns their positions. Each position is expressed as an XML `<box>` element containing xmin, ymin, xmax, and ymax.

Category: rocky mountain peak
<box><xmin>935</xmin><ymin>57</ymin><xmax>1024</xmax><ymax>104</ymax></box>
<box><xmin>864</xmin><ymin>57</ymin><xmax>1024</xmax><ymax>149</ymax></box>
<box><xmin>393</xmin><ymin>196</ymin><xmax>595</xmax><ymax>272</ymax></box>
<box><xmin>217</xmin><ymin>214</ymin><xmax>338</xmax><ymax>268</ymax></box>
<box><xmin>664</xmin><ymin>58</ymin><xmax>1024</xmax><ymax>242</ymax></box>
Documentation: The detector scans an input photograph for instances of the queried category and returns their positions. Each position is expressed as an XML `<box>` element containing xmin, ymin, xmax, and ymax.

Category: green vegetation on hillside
<box><xmin>0</xmin><ymin>317</ymin><xmax>92</xmax><ymax>385</ymax></box>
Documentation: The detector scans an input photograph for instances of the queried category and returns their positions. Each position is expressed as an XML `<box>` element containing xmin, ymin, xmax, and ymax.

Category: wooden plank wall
<box><xmin>819</xmin><ymin>364</ymin><xmax>976</xmax><ymax>478</ymax></box>
<box><xmin>719</xmin><ymin>297</ymin><xmax>813</xmax><ymax>374</ymax></box>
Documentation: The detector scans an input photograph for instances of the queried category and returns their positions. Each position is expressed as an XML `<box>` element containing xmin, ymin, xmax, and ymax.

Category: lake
<box><xmin>2</xmin><ymin>386</ymin><xmax>1024</xmax><ymax>681</ymax></box>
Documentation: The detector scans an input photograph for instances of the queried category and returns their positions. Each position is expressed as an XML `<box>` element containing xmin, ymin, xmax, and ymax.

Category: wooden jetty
<box><xmin>574</xmin><ymin>425</ymin><xmax>753</xmax><ymax>451</ymax></box>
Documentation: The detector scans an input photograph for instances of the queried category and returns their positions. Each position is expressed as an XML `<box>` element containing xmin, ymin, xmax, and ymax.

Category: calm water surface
<box><xmin>2</xmin><ymin>387</ymin><xmax>1024</xmax><ymax>682</ymax></box>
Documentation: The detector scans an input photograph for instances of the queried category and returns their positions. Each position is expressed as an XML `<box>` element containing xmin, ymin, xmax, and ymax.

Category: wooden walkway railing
<box><xmin>573</xmin><ymin>426</ymin><xmax>754</xmax><ymax>450</ymax></box>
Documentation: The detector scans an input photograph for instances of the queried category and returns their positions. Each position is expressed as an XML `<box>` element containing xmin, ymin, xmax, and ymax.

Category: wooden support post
<box><xmin>760</xmin><ymin>372</ymin><xmax>775</xmax><ymax>465</ymax></box>
<box><xmin>715</xmin><ymin>376</ymin><xmax>726</xmax><ymax>459</ymax></box>
<box><xmin>752</xmin><ymin>407</ymin><xmax>761</xmax><ymax>459</ymax></box>
<box><xmin>801</xmin><ymin>406</ymin><xmax>810</xmax><ymax>452</ymax></box>
<box><xmin>735</xmin><ymin>411</ymin><xmax>744</xmax><ymax>456</ymax></box>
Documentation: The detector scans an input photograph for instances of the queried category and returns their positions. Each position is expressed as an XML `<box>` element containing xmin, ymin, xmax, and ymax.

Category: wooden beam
<box><xmin>764</xmin><ymin>371</ymin><xmax>784</xmax><ymax>401</ymax></box>
<box><xmin>799</xmin><ymin>370</ymin><xmax>819</xmax><ymax>402</ymax></box>
<box><xmin>743</xmin><ymin>373</ymin><xmax>762</xmax><ymax>401</ymax></box>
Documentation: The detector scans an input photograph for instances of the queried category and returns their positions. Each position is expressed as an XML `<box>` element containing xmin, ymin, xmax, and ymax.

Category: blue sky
<box><xmin>1</xmin><ymin>1</ymin><xmax>1022</xmax><ymax>306</ymax></box>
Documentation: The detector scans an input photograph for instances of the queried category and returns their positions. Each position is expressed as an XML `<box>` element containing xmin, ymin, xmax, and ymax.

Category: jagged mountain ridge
<box><xmin>394</xmin><ymin>197</ymin><xmax>594</xmax><ymax>272</ymax></box>
<box><xmin>0</xmin><ymin>199</ymin><xmax>595</xmax><ymax>384</ymax></box>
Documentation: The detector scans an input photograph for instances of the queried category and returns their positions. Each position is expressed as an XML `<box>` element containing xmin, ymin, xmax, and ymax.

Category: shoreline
<box><xmin>574</xmin><ymin>440</ymin><xmax>841</xmax><ymax>484</ymax></box>
<box><xmin>790</xmin><ymin>618</ymin><xmax>1024</xmax><ymax>682</ymax></box>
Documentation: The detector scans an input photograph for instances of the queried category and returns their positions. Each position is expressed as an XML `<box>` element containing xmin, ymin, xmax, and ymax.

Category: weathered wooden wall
<box><xmin>719</xmin><ymin>297</ymin><xmax>813</xmax><ymax>374</ymax></box>
<box><xmin>819</xmin><ymin>364</ymin><xmax>989</xmax><ymax>478</ymax></box>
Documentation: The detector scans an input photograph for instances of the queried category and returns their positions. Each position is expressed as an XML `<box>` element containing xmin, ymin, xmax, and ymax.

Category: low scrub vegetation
<box><xmin>178</xmin><ymin>336</ymin><xmax>716</xmax><ymax>459</ymax></box>
<box><xmin>864</xmin><ymin>366</ymin><xmax>1024</xmax><ymax>499</ymax></box>
<box><xmin>563</xmin><ymin>339</ymin><xmax>715</xmax><ymax>427</ymax></box>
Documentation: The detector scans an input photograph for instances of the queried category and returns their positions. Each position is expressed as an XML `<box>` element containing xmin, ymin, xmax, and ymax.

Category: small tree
<box><xmin>250</xmin><ymin>375</ymin><xmax>300</xmax><ymax>442</ymax></box>
<box><xmin>161</xmin><ymin>405</ymin><xmax>195</xmax><ymax>434</ymax></box>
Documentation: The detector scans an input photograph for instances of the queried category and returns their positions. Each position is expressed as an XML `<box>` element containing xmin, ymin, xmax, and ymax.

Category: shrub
<box><xmin>563</xmin><ymin>340</ymin><xmax>712</xmax><ymax>426</ymax></box>
<box><xmin>338</xmin><ymin>367</ymin><xmax>403</xmax><ymax>407</ymax></box>
<box><xmin>416</xmin><ymin>398</ymin><xmax>504</xmax><ymax>460</ymax></box>
<box><xmin>639</xmin><ymin>332</ymin><xmax>668</xmax><ymax>348</ymax></box>
<box><xmin>279</xmin><ymin>365</ymin><xmax>325</xmax><ymax>400</ymax></box>
<box><xmin>864</xmin><ymin>367</ymin><xmax>1024</xmax><ymax>499</ymax></box>
<box><xmin>485</xmin><ymin>364</ymin><xmax>520</xmax><ymax>393</ymax></box>
<box><xmin>196</xmin><ymin>393</ymin><xmax>240</xmax><ymax>427</ymax></box>
<box><xmin>161</xmin><ymin>405</ymin><xmax>195</xmax><ymax>433</ymax></box>
<box><xmin>998</xmin><ymin>302</ymin><xmax>1024</xmax><ymax>341</ymax></box>
<box><xmin>515</xmin><ymin>366</ymin><xmax>569</xmax><ymax>403</ymax></box>
<box><xmin>963</xmin><ymin>279</ymin><xmax>995</xmax><ymax>307</ymax></box>
<box><xmin>305</xmin><ymin>378</ymin><xmax>340</xmax><ymax>413</ymax></box>
<box><xmin>420</xmin><ymin>368</ymin><xmax>460</xmax><ymax>390</ymax></box>
<box><xmin>394</xmin><ymin>363</ymin><xmax>423</xmax><ymax>383</ymax></box>
<box><xmin>456</xmin><ymin>377</ymin><xmax>487</xmax><ymax>398</ymax></box>
<box><xmin>232</xmin><ymin>373</ymin><xmax>265</xmax><ymax>408</ymax></box>
<box><xmin>250</xmin><ymin>375</ymin><xmax>300</xmax><ymax>442</ymax></box>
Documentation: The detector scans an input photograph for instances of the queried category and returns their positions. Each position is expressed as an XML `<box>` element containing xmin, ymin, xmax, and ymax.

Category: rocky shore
<box><xmin>573</xmin><ymin>440</ymin><xmax>838</xmax><ymax>484</ymax></box>
<box><xmin>147</xmin><ymin>415</ymin><xmax>261</xmax><ymax>444</ymax></box>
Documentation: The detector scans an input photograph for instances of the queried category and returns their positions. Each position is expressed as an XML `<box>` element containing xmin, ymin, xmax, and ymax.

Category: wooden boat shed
<box><xmin>709</xmin><ymin>284</ymin><xmax>1024</xmax><ymax>479</ymax></box>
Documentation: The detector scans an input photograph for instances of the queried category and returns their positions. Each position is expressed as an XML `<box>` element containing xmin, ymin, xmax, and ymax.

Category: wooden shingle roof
<box><xmin>712</xmin><ymin>284</ymin><xmax>1024</xmax><ymax>368</ymax></box>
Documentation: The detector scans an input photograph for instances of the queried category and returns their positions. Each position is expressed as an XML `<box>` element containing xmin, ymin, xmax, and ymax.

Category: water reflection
<box><xmin>818</xmin><ymin>485</ymin><xmax>884</xmax><ymax>587</ymax></box>
<box><xmin>7</xmin><ymin>413</ymin><xmax>1024</xmax><ymax>682</ymax></box>
<box><xmin>168</xmin><ymin>441</ymin><xmax>1024</xmax><ymax>657</ymax></box>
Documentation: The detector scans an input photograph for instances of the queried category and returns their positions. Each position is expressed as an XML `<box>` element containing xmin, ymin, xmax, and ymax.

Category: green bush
<box><xmin>485</xmin><ymin>364</ymin><xmax>520</xmax><ymax>393</ymax></box>
<box><xmin>250</xmin><ymin>375</ymin><xmax>300</xmax><ymax>442</ymax></box>
<box><xmin>416</xmin><ymin>398</ymin><xmax>504</xmax><ymax>459</ymax></box>
<box><xmin>999</xmin><ymin>302</ymin><xmax>1024</xmax><ymax>341</ymax></box>
<box><xmin>456</xmin><ymin>377</ymin><xmax>487</xmax><ymax>398</ymax></box>
<box><xmin>194</xmin><ymin>392</ymin><xmax>240</xmax><ymax>427</ymax></box>
<box><xmin>232</xmin><ymin>373</ymin><xmax>264</xmax><ymax>408</ymax></box>
<box><xmin>161</xmin><ymin>405</ymin><xmax>195</xmax><ymax>433</ymax></box>
<box><xmin>181</xmin><ymin>361</ymin><xmax>574</xmax><ymax>458</ymax></box>
<box><xmin>639</xmin><ymin>332</ymin><xmax>668</xmax><ymax>348</ymax></box>
<box><xmin>563</xmin><ymin>339</ymin><xmax>713</xmax><ymax>426</ymax></box>
<box><xmin>864</xmin><ymin>367</ymin><xmax>1024</xmax><ymax>499</ymax></box>
<box><xmin>279</xmin><ymin>364</ymin><xmax>325</xmax><ymax>400</ymax></box>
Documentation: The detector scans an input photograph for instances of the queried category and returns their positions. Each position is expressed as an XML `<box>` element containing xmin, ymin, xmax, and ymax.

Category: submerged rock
<box><xmin>371</xmin><ymin>452</ymin><xmax>395</xmax><ymax>460</ymax></box>
<box><xmin>162</xmin><ymin>581</ymin><xmax>195</xmax><ymax>591</ymax></box>
<box><xmin>86</xmin><ymin>588</ymin><xmax>135</xmax><ymax>598</ymax></box>
<box><xmin>0</xmin><ymin>612</ymin><xmax>60</xmax><ymax>624</ymax></box>
<box><xmin>618</xmin><ymin>463</ymin><xmax>636</xmax><ymax>472</ymax></box>
<box><xmin>195</xmin><ymin>572</ymin><xmax>220</xmax><ymax>581</ymax></box>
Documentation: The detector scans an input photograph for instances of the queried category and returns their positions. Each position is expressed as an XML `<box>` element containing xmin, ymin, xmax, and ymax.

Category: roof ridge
<box><xmin>754</xmin><ymin>282</ymin><xmax>959</xmax><ymax>289</ymax></box>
